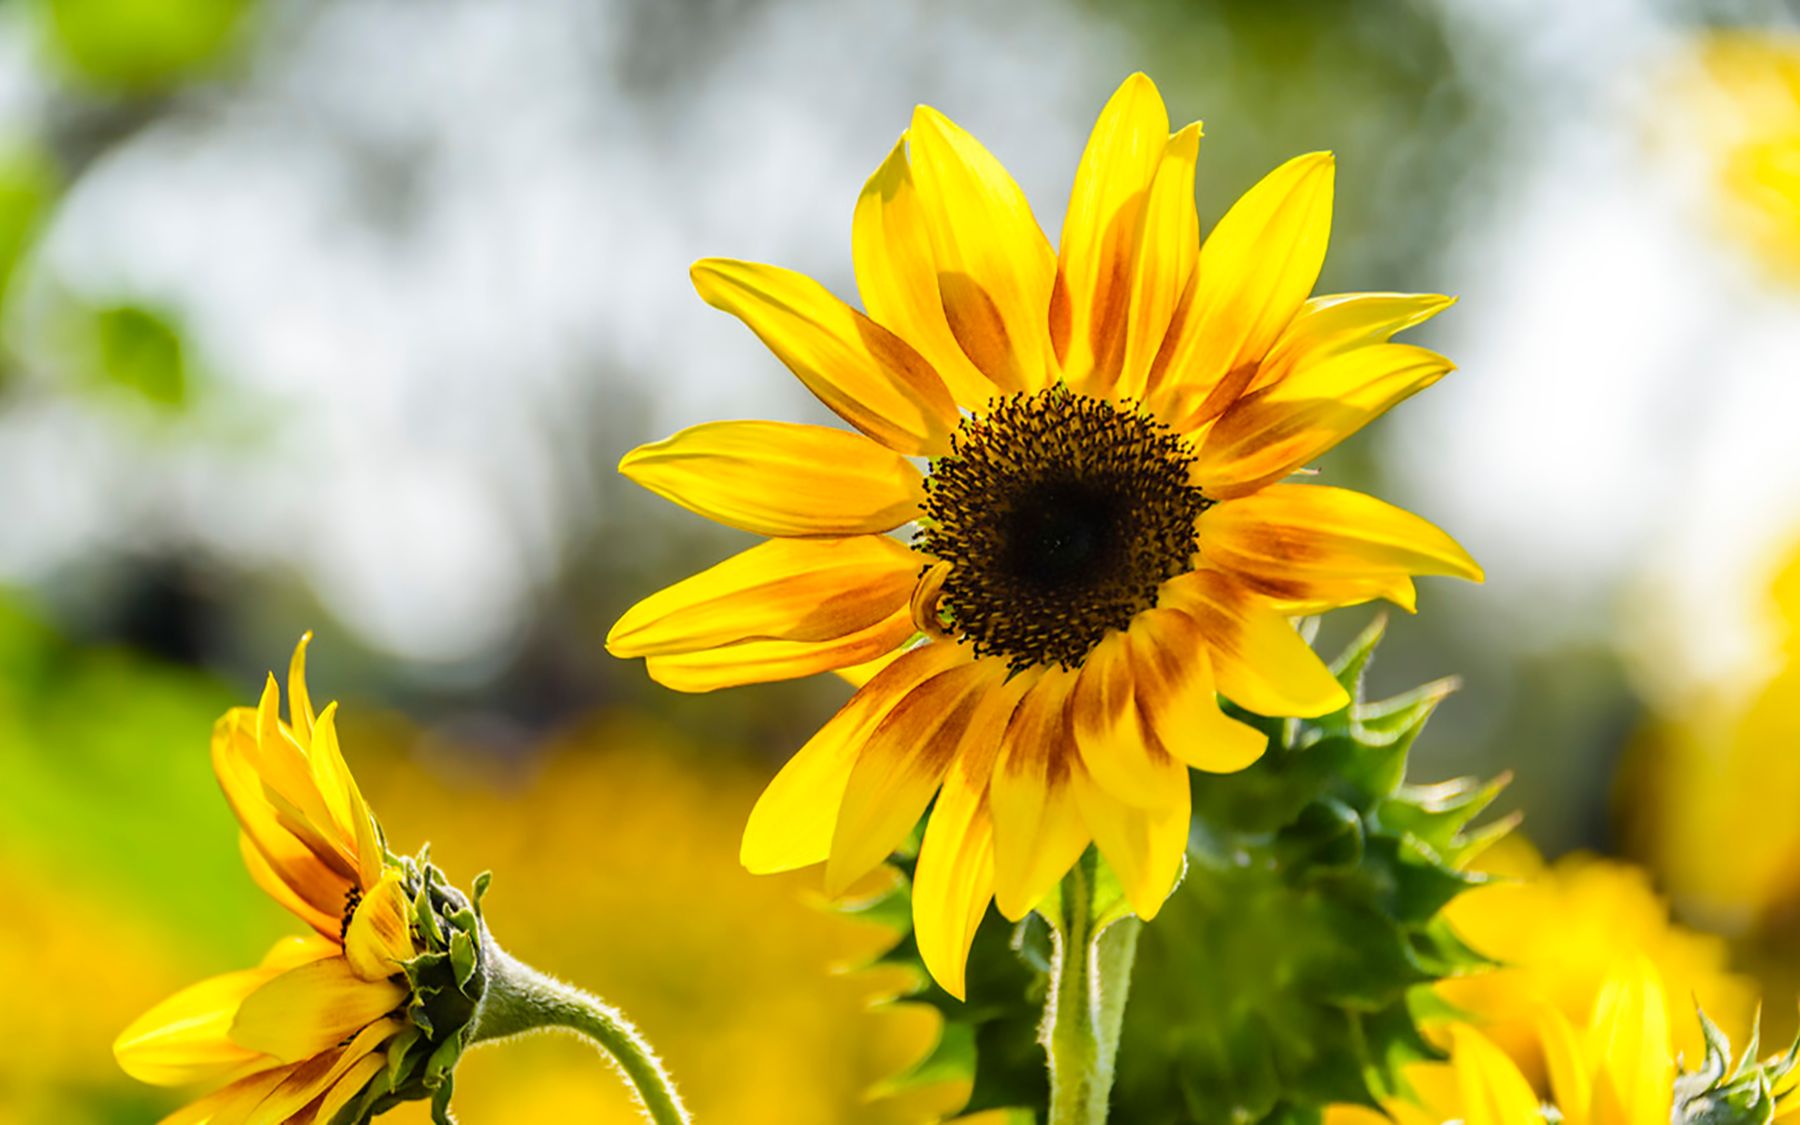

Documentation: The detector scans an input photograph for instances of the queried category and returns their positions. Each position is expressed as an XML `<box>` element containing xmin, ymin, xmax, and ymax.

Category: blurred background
<box><xmin>4</xmin><ymin>0</ymin><xmax>1800</xmax><ymax>1120</ymax></box>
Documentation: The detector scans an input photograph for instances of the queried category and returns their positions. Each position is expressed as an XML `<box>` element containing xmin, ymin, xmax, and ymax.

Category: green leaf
<box><xmin>90</xmin><ymin>303</ymin><xmax>189</xmax><ymax>407</ymax></box>
<box><xmin>35</xmin><ymin>0</ymin><xmax>253</xmax><ymax>94</ymax></box>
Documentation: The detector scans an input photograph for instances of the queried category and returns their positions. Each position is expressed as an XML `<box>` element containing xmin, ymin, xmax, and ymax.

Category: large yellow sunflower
<box><xmin>608</xmin><ymin>73</ymin><xmax>1482</xmax><ymax>995</ymax></box>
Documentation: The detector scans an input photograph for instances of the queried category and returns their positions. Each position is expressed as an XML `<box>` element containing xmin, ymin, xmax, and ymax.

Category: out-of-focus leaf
<box><xmin>89</xmin><ymin>303</ymin><xmax>191</xmax><ymax>407</ymax></box>
<box><xmin>34</xmin><ymin>0</ymin><xmax>253</xmax><ymax>94</ymax></box>
<box><xmin>0</xmin><ymin>145</ymin><xmax>55</xmax><ymax>316</ymax></box>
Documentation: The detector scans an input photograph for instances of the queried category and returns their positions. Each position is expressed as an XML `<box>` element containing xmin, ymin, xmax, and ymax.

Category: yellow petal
<box><xmin>1539</xmin><ymin>1003</ymin><xmax>1593</xmax><ymax>1125</ymax></box>
<box><xmin>1199</xmin><ymin>484</ymin><xmax>1483</xmax><ymax>612</ymax></box>
<box><xmin>690</xmin><ymin>258</ymin><xmax>960</xmax><ymax>454</ymax></box>
<box><xmin>1448</xmin><ymin>1024</ymin><xmax>1545</xmax><ymax>1125</ymax></box>
<box><xmin>1161</xmin><ymin>569</ymin><xmax>1349</xmax><ymax>718</ymax></box>
<box><xmin>344</xmin><ymin>868</ymin><xmax>416</xmax><ymax>981</ymax></box>
<box><xmin>832</xmin><ymin>645</ymin><xmax>907</xmax><ymax>688</ymax></box>
<box><xmin>1255</xmin><ymin>291</ymin><xmax>1455</xmax><ymax>393</ymax></box>
<box><xmin>1070</xmin><ymin>766</ymin><xmax>1188</xmax><ymax>921</ymax></box>
<box><xmin>907</xmin><ymin>105</ymin><xmax>1057</xmax><ymax>393</ymax></box>
<box><xmin>609</xmin><ymin>535</ymin><xmax>921</xmax><ymax>658</ymax></box>
<box><xmin>157</xmin><ymin>1065</ymin><xmax>293</xmax><ymax>1125</ymax></box>
<box><xmin>1153</xmin><ymin>152</ymin><xmax>1335</xmax><ymax>419</ymax></box>
<box><xmin>235</xmin><ymin>830</ymin><xmax>340</xmax><ymax>941</ymax></box>
<box><xmin>913</xmin><ymin>792</ymin><xmax>997</xmax><ymax>1001</ymax></box>
<box><xmin>642</xmin><ymin>607</ymin><xmax>917</xmax><ymax>693</ymax></box>
<box><xmin>1193</xmin><ymin>342</ymin><xmax>1453</xmax><ymax>498</ymax></box>
<box><xmin>854</xmin><ymin>137</ymin><xmax>996</xmax><ymax>410</ymax></box>
<box><xmin>304</xmin><ymin>702</ymin><xmax>382</xmax><ymax>892</ymax></box>
<box><xmin>1127</xmin><ymin>608</ymin><xmax>1269</xmax><ymax>773</ymax></box>
<box><xmin>1055</xmin><ymin>73</ymin><xmax>1171</xmax><ymax>392</ymax></box>
<box><xmin>1585</xmin><ymin>956</ymin><xmax>1673</xmax><ymax>1125</ymax></box>
<box><xmin>825</xmin><ymin>654</ymin><xmax>1005</xmax><ymax>893</ymax></box>
<box><xmin>990</xmin><ymin>669</ymin><xmax>1092</xmax><ymax>920</ymax></box>
<box><xmin>1113</xmin><ymin>122</ymin><xmax>1202</xmax><ymax>401</ymax></box>
<box><xmin>260</xmin><ymin>932</ymin><xmax>341</xmax><ymax>971</ymax></box>
<box><xmin>228</xmin><ymin>957</ymin><xmax>407</xmax><ymax>1064</ymax></box>
<box><xmin>238</xmin><ymin>1017</ymin><xmax>400</xmax><ymax>1125</ymax></box>
<box><xmin>619</xmin><ymin>420</ymin><xmax>925</xmax><ymax>538</ymax></box>
<box><xmin>115</xmin><ymin>968</ymin><xmax>282</xmax><ymax>1087</ymax></box>
<box><xmin>740</xmin><ymin>641</ymin><xmax>968</xmax><ymax>873</ymax></box>
<box><xmin>311</xmin><ymin>1051</ymin><xmax>388</xmax><ymax>1125</ymax></box>
<box><xmin>286</xmin><ymin>632</ymin><xmax>316</xmax><ymax>743</ymax></box>
<box><xmin>1069</xmin><ymin>629</ymin><xmax>1191</xmax><ymax>807</ymax></box>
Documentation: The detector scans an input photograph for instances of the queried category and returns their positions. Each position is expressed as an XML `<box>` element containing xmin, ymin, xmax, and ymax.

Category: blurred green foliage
<box><xmin>0</xmin><ymin>144</ymin><xmax>55</xmax><ymax>312</ymax></box>
<box><xmin>33</xmin><ymin>0</ymin><xmax>252</xmax><ymax>93</ymax></box>
<box><xmin>87</xmin><ymin>303</ymin><xmax>191</xmax><ymax>406</ymax></box>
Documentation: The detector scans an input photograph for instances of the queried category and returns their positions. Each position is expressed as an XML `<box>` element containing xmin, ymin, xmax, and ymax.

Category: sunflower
<box><xmin>114</xmin><ymin>636</ymin><xmax>427</xmax><ymax>1124</ymax></box>
<box><xmin>608</xmin><ymin>73</ymin><xmax>1482</xmax><ymax>995</ymax></box>
<box><xmin>1330</xmin><ymin>957</ymin><xmax>1686</xmax><ymax>1125</ymax></box>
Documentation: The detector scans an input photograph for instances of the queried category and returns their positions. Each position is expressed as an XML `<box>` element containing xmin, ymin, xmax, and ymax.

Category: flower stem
<box><xmin>1044</xmin><ymin>850</ymin><xmax>1142</xmax><ymax>1125</ymax></box>
<box><xmin>472</xmin><ymin>940</ymin><xmax>689</xmax><ymax>1125</ymax></box>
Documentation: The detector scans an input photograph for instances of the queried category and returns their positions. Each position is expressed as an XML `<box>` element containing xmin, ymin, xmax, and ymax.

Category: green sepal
<box><xmin>1673</xmin><ymin>1006</ymin><xmax>1800</xmax><ymax>1125</ymax></box>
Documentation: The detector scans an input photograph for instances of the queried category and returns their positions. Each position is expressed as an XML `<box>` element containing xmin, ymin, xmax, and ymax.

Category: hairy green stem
<box><xmin>1044</xmin><ymin>851</ymin><xmax>1142</xmax><ymax>1125</ymax></box>
<box><xmin>471</xmin><ymin>941</ymin><xmax>689</xmax><ymax>1125</ymax></box>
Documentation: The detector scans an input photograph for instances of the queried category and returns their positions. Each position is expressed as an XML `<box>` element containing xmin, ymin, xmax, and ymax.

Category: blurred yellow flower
<box><xmin>114</xmin><ymin>636</ymin><xmax>429</xmax><ymax>1124</ymax></box>
<box><xmin>1622</xmin><ymin>537</ymin><xmax>1800</xmax><ymax>935</ymax></box>
<box><xmin>1680</xmin><ymin>32</ymin><xmax>1800</xmax><ymax>278</ymax></box>
<box><xmin>609</xmin><ymin>70</ymin><xmax>1481</xmax><ymax>997</ymax></box>
<box><xmin>1331</xmin><ymin>957</ymin><xmax>1678</xmax><ymax>1125</ymax></box>
<box><xmin>1435</xmin><ymin>836</ymin><xmax>1756</xmax><ymax>1089</ymax></box>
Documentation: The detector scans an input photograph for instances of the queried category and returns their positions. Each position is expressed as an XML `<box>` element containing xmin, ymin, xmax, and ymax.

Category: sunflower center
<box><xmin>919</xmin><ymin>386</ymin><xmax>1210</xmax><ymax>672</ymax></box>
<box><xmin>341</xmin><ymin>885</ymin><xmax>363</xmax><ymax>943</ymax></box>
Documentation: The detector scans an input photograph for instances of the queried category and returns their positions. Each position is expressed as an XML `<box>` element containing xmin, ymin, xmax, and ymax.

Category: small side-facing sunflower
<box><xmin>114</xmin><ymin>636</ymin><xmax>427</xmax><ymax>1123</ymax></box>
<box><xmin>609</xmin><ymin>73</ymin><xmax>1482</xmax><ymax>995</ymax></box>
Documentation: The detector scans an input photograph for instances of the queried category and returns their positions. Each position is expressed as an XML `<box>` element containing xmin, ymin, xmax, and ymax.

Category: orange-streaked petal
<box><xmin>618</xmin><ymin>420</ymin><xmax>925</xmax><ymax>538</ymax></box>
<box><xmin>314</xmin><ymin>1051</ymin><xmax>389</xmax><ymax>1125</ymax></box>
<box><xmin>909</xmin><ymin>666</ymin><xmax>1037</xmax><ymax>994</ymax></box>
<box><xmin>1199</xmin><ymin>484</ymin><xmax>1483</xmax><ymax>611</ymax></box>
<box><xmin>990</xmin><ymin>668</ymin><xmax>1092</xmax><ymax>920</ymax></box>
<box><xmin>1070</xmin><ymin>765</ymin><xmax>1189</xmax><ymax>921</ymax></box>
<box><xmin>237</xmin><ymin>831</ymin><xmax>340</xmax><ymax>940</ymax></box>
<box><xmin>907</xmin><ymin>105</ymin><xmax>1057</xmax><ymax>393</ymax></box>
<box><xmin>642</xmin><ymin>606</ymin><xmax>917</xmax><ymax>693</ymax></box>
<box><xmin>825</xmin><ymin>655</ymin><xmax>1007</xmax><ymax>893</ymax></box>
<box><xmin>1255</xmin><ymin>291</ymin><xmax>1455</xmax><ymax>393</ymax></box>
<box><xmin>228</xmin><ymin>957</ymin><xmax>407</xmax><ymax>1064</ymax></box>
<box><xmin>1193</xmin><ymin>342</ymin><xmax>1454</xmax><ymax>498</ymax></box>
<box><xmin>854</xmin><ymin>137</ymin><xmax>995</xmax><ymax>409</ymax></box>
<box><xmin>344</xmin><ymin>868</ymin><xmax>416</xmax><ymax>982</ymax></box>
<box><xmin>1127</xmin><ymin>608</ymin><xmax>1269</xmax><ymax>773</ymax></box>
<box><xmin>239</xmin><ymin>1017</ymin><xmax>401</xmax><ymax>1124</ymax></box>
<box><xmin>690</xmin><ymin>258</ymin><xmax>960</xmax><ymax>455</ymax></box>
<box><xmin>1112</xmin><ymin>122</ymin><xmax>1202</xmax><ymax>402</ymax></box>
<box><xmin>114</xmin><ymin>968</ymin><xmax>281</xmax><ymax>1087</ymax></box>
<box><xmin>1161</xmin><ymin>570</ymin><xmax>1348</xmax><ymax>718</ymax></box>
<box><xmin>1070</xmin><ymin>630</ymin><xmax>1175</xmax><ymax>807</ymax></box>
<box><xmin>609</xmin><ymin>536</ymin><xmax>922</xmax><ymax>658</ymax></box>
<box><xmin>1151</xmin><ymin>152</ymin><xmax>1335</xmax><ymax>420</ymax></box>
<box><xmin>1056</xmin><ymin>73</ymin><xmax>1171</xmax><ymax>392</ymax></box>
<box><xmin>740</xmin><ymin>641</ymin><xmax>970</xmax><ymax>874</ymax></box>
<box><xmin>157</xmin><ymin>1065</ymin><xmax>293</xmax><ymax>1125</ymax></box>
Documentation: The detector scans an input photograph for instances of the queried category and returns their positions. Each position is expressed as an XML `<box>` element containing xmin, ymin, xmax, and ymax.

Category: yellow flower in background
<box><xmin>1622</xmin><ymin>537</ymin><xmax>1800</xmax><ymax>934</ymax></box>
<box><xmin>1331</xmin><ymin>958</ymin><xmax>1679</xmax><ymax>1125</ymax></box>
<box><xmin>1435</xmin><ymin>836</ymin><xmax>1756</xmax><ymax>1090</ymax></box>
<box><xmin>608</xmin><ymin>72</ymin><xmax>1482</xmax><ymax>996</ymax></box>
<box><xmin>114</xmin><ymin>635</ymin><xmax>421</xmax><ymax>1123</ymax></box>
<box><xmin>1681</xmin><ymin>32</ymin><xmax>1800</xmax><ymax>278</ymax></box>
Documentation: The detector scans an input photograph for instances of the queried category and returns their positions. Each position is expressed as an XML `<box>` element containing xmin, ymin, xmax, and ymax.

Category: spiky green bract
<box><xmin>335</xmin><ymin>852</ymin><xmax>493</xmax><ymax>1125</ymax></box>
<box><xmin>851</xmin><ymin>617</ymin><xmax>1507</xmax><ymax>1123</ymax></box>
<box><xmin>1673</xmin><ymin>1008</ymin><xmax>1800</xmax><ymax>1125</ymax></box>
